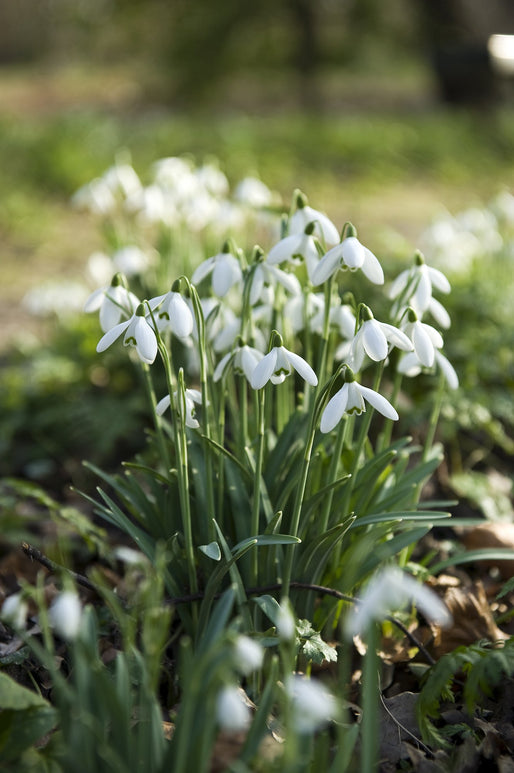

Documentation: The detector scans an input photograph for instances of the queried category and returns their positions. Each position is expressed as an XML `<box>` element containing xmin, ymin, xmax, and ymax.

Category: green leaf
<box><xmin>430</xmin><ymin>548</ymin><xmax>514</xmax><ymax>574</ymax></box>
<box><xmin>232</xmin><ymin>533</ymin><xmax>301</xmax><ymax>553</ymax></box>
<box><xmin>0</xmin><ymin>672</ymin><xmax>57</xmax><ymax>762</ymax></box>
<box><xmin>296</xmin><ymin>619</ymin><xmax>338</xmax><ymax>665</ymax></box>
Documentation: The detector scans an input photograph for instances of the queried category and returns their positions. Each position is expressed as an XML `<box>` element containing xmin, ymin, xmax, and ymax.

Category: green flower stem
<box><xmin>282</xmin><ymin>416</ymin><xmax>318</xmax><ymax>598</ymax></box>
<box><xmin>319</xmin><ymin>415</ymin><xmax>348</xmax><ymax>533</ymax></box>
<box><xmin>216</xmin><ymin>386</ymin><xmax>227</xmax><ymax>532</ymax></box>
<box><xmin>377</xmin><ymin>368</ymin><xmax>403</xmax><ymax>452</ymax></box>
<box><xmin>422</xmin><ymin>369</ymin><xmax>445</xmax><ymax>463</ymax></box>
<box><xmin>141</xmin><ymin>362</ymin><xmax>171</xmax><ymax>476</ymax></box>
<box><xmin>250</xmin><ymin>386</ymin><xmax>266</xmax><ymax>585</ymax></box>
<box><xmin>316</xmin><ymin>275</ymin><xmax>334</xmax><ymax>392</ymax></box>
<box><xmin>361</xmin><ymin>622</ymin><xmax>380</xmax><ymax>773</ymax></box>
<box><xmin>239</xmin><ymin>374</ymin><xmax>249</xmax><ymax>460</ymax></box>
<box><xmin>158</xmin><ymin>341</ymin><xmax>197</xmax><ymax>596</ymax></box>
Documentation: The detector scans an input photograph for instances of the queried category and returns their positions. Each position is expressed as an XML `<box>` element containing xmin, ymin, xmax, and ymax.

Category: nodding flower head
<box><xmin>320</xmin><ymin>366</ymin><xmax>398</xmax><ymax>433</ymax></box>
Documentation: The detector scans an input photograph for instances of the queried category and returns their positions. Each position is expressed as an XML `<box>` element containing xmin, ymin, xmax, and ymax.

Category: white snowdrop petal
<box><xmin>191</xmin><ymin>257</ymin><xmax>215</xmax><ymax>285</ymax></box>
<box><xmin>359</xmin><ymin>385</ymin><xmax>399</xmax><ymax>420</ymax></box>
<box><xmin>96</xmin><ymin>319</ymin><xmax>130</xmax><ymax>352</ymax></box>
<box><xmin>267</xmin><ymin>234</ymin><xmax>302</xmax><ymax>264</ymax></box>
<box><xmin>361</xmin><ymin>248</ymin><xmax>385</xmax><ymax>285</ymax></box>
<box><xmin>429</xmin><ymin>297</ymin><xmax>451</xmax><ymax>329</ymax></box>
<box><xmin>285</xmin><ymin>349</ymin><xmax>318</xmax><ymax>386</ymax></box>
<box><xmin>341</xmin><ymin>236</ymin><xmax>364</xmax><ymax>269</ymax></box>
<box><xmin>251</xmin><ymin>349</ymin><xmax>277</xmax><ymax>389</ymax></box>
<box><xmin>413</xmin><ymin>324</ymin><xmax>435</xmax><ymax>367</ymax></box>
<box><xmin>435</xmin><ymin>351</ymin><xmax>459</xmax><ymax>389</ymax></box>
<box><xmin>155</xmin><ymin>395</ymin><xmax>171</xmax><ymax>415</ymax></box>
<box><xmin>311</xmin><ymin>245</ymin><xmax>343</xmax><ymax>286</ymax></box>
<box><xmin>362</xmin><ymin>320</ymin><xmax>388</xmax><ymax>361</ymax></box>
<box><xmin>320</xmin><ymin>386</ymin><xmax>348</xmax><ymax>433</ymax></box>
<box><xmin>133</xmin><ymin>317</ymin><xmax>158</xmax><ymax>363</ymax></box>
<box><xmin>427</xmin><ymin>266</ymin><xmax>451</xmax><ymax>293</ymax></box>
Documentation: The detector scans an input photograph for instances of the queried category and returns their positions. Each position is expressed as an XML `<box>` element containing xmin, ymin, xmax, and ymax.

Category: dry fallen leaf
<box><xmin>462</xmin><ymin>523</ymin><xmax>514</xmax><ymax>579</ymax></box>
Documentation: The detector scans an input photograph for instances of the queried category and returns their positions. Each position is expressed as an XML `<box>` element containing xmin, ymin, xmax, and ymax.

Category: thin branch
<box><xmin>21</xmin><ymin>542</ymin><xmax>98</xmax><ymax>594</ymax></box>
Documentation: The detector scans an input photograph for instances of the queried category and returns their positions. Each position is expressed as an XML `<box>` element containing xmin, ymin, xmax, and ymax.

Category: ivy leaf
<box><xmin>296</xmin><ymin>618</ymin><xmax>338</xmax><ymax>666</ymax></box>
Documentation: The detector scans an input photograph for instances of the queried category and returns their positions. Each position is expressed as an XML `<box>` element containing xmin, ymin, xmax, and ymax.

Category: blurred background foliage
<box><xmin>0</xmin><ymin>0</ymin><xmax>513</xmax><ymax>518</ymax></box>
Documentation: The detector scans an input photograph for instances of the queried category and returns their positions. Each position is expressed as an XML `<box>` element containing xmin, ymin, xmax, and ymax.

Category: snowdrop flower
<box><xmin>283</xmin><ymin>291</ymin><xmax>325</xmax><ymax>336</ymax></box>
<box><xmin>398</xmin><ymin>349</ymin><xmax>459</xmax><ymax>390</ymax></box>
<box><xmin>320</xmin><ymin>367</ymin><xmax>398</xmax><ymax>433</ymax></box>
<box><xmin>389</xmin><ymin>251</ymin><xmax>450</xmax><ymax>316</ymax></box>
<box><xmin>1</xmin><ymin>592</ymin><xmax>28</xmax><ymax>630</ymax></box>
<box><xmin>345</xmin><ymin>566</ymin><xmax>452</xmax><ymax>638</ymax></box>
<box><xmin>289</xmin><ymin>191</ymin><xmax>339</xmax><ymax>245</ymax></box>
<box><xmin>216</xmin><ymin>685</ymin><xmax>251</xmax><ymax>731</ymax></box>
<box><xmin>285</xmin><ymin>675</ymin><xmax>339</xmax><ymax>734</ymax></box>
<box><xmin>112</xmin><ymin>245</ymin><xmax>152</xmax><ymax>277</ymax></box>
<box><xmin>148</xmin><ymin>287</ymin><xmax>194</xmax><ymax>338</ymax></box>
<box><xmin>195</xmin><ymin>162</ymin><xmax>229</xmax><ymax>197</ymax></box>
<box><xmin>250</xmin><ymin>332</ymin><xmax>318</xmax><ymax>389</ymax></box>
<box><xmin>103</xmin><ymin>162</ymin><xmax>142</xmax><ymax>200</ymax></box>
<box><xmin>191</xmin><ymin>241</ymin><xmax>242</xmax><ymax>297</ymax></box>
<box><xmin>84</xmin><ymin>273</ymin><xmax>140</xmax><ymax>333</ymax></box>
<box><xmin>213</xmin><ymin>341</ymin><xmax>265</xmax><ymax>383</ymax></box>
<box><xmin>267</xmin><ymin>222</ymin><xmax>322</xmax><ymax>281</ymax></box>
<box><xmin>155</xmin><ymin>388</ymin><xmax>202</xmax><ymax>428</ymax></box>
<box><xmin>247</xmin><ymin>249</ymin><xmax>301</xmax><ymax>306</ymax></box>
<box><xmin>311</xmin><ymin>225</ymin><xmax>384</xmax><ymax>286</ymax></box>
<box><xmin>72</xmin><ymin>177</ymin><xmax>116</xmax><ymax>215</ymax></box>
<box><xmin>350</xmin><ymin>305</ymin><xmax>412</xmax><ymax>372</ymax></box>
<box><xmin>233</xmin><ymin>635</ymin><xmax>265</xmax><ymax>675</ymax></box>
<box><xmin>96</xmin><ymin>303</ymin><xmax>158</xmax><ymax>364</ymax></box>
<box><xmin>49</xmin><ymin>591</ymin><xmax>82</xmax><ymax>641</ymax></box>
<box><xmin>276</xmin><ymin>599</ymin><xmax>296</xmax><ymax>641</ymax></box>
<box><xmin>401</xmin><ymin>307</ymin><xmax>443</xmax><ymax>367</ymax></box>
<box><xmin>234</xmin><ymin>176</ymin><xmax>274</xmax><ymax>208</ymax></box>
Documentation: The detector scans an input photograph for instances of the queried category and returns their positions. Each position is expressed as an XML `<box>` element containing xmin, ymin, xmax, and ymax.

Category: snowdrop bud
<box><xmin>216</xmin><ymin>685</ymin><xmax>251</xmax><ymax>731</ymax></box>
<box><xmin>48</xmin><ymin>591</ymin><xmax>82</xmax><ymax>641</ymax></box>
<box><xmin>233</xmin><ymin>635</ymin><xmax>265</xmax><ymax>675</ymax></box>
<box><xmin>276</xmin><ymin>599</ymin><xmax>296</xmax><ymax>641</ymax></box>
<box><xmin>285</xmin><ymin>675</ymin><xmax>339</xmax><ymax>734</ymax></box>
<box><xmin>2</xmin><ymin>592</ymin><xmax>28</xmax><ymax>630</ymax></box>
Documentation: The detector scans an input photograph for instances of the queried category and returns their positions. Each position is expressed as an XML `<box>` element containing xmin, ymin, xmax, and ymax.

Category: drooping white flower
<box><xmin>345</xmin><ymin>566</ymin><xmax>452</xmax><ymax>638</ymax></box>
<box><xmin>267</xmin><ymin>223</ymin><xmax>322</xmax><ymax>282</ymax></box>
<box><xmin>320</xmin><ymin>368</ymin><xmax>398</xmax><ymax>433</ymax></box>
<box><xmin>400</xmin><ymin>308</ymin><xmax>443</xmax><ymax>367</ymax></box>
<box><xmin>148</xmin><ymin>289</ymin><xmax>194</xmax><ymax>338</ymax></box>
<box><xmin>285</xmin><ymin>675</ymin><xmax>339</xmax><ymax>734</ymax></box>
<box><xmin>112</xmin><ymin>245</ymin><xmax>153</xmax><ymax>277</ymax></box>
<box><xmin>250</xmin><ymin>334</ymin><xmax>318</xmax><ymax>389</ymax></box>
<box><xmin>234</xmin><ymin>176</ymin><xmax>274</xmax><ymax>208</ymax></box>
<box><xmin>311</xmin><ymin>227</ymin><xmax>384</xmax><ymax>286</ymax></box>
<box><xmin>96</xmin><ymin>303</ymin><xmax>158</xmax><ymax>364</ymax></box>
<box><xmin>283</xmin><ymin>291</ymin><xmax>325</xmax><ymax>336</ymax></box>
<box><xmin>288</xmin><ymin>192</ymin><xmax>339</xmax><ymax>246</ymax></box>
<box><xmin>349</xmin><ymin>305</ymin><xmax>412</xmax><ymax>372</ymax></box>
<box><xmin>155</xmin><ymin>388</ymin><xmax>202</xmax><ymax>429</ymax></box>
<box><xmin>388</xmin><ymin>251</ymin><xmax>450</xmax><ymax>315</ymax></box>
<box><xmin>84</xmin><ymin>274</ymin><xmax>140</xmax><ymax>333</ymax></box>
<box><xmin>233</xmin><ymin>636</ymin><xmax>265</xmax><ymax>675</ymax></box>
<box><xmin>48</xmin><ymin>591</ymin><xmax>82</xmax><ymax>641</ymax></box>
<box><xmin>397</xmin><ymin>344</ymin><xmax>459</xmax><ymax>390</ymax></box>
<box><xmin>214</xmin><ymin>342</ymin><xmax>265</xmax><ymax>383</ymax></box>
<box><xmin>247</xmin><ymin>255</ymin><xmax>301</xmax><ymax>306</ymax></box>
<box><xmin>191</xmin><ymin>242</ymin><xmax>242</xmax><ymax>297</ymax></box>
<box><xmin>1</xmin><ymin>592</ymin><xmax>28</xmax><ymax>630</ymax></box>
<box><xmin>276</xmin><ymin>599</ymin><xmax>296</xmax><ymax>641</ymax></box>
<box><xmin>216</xmin><ymin>685</ymin><xmax>251</xmax><ymax>731</ymax></box>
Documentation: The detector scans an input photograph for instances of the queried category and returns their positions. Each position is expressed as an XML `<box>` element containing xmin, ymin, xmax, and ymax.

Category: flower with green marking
<box><xmin>84</xmin><ymin>273</ymin><xmax>140</xmax><ymax>333</ymax></box>
<box><xmin>148</xmin><ymin>286</ymin><xmax>194</xmax><ymax>338</ymax></box>
<box><xmin>247</xmin><ymin>248</ymin><xmax>301</xmax><ymax>305</ymax></box>
<box><xmin>96</xmin><ymin>302</ymin><xmax>158</xmax><ymax>364</ymax></box>
<box><xmin>250</xmin><ymin>332</ymin><xmax>318</xmax><ymax>389</ymax></box>
<box><xmin>267</xmin><ymin>221</ymin><xmax>322</xmax><ymax>281</ymax></box>
<box><xmin>191</xmin><ymin>240</ymin><xmax>242</xmax><ymax>297</ymax></box>
<box><xmin>388</xmin><ymin>251</ymin><xmax>451</xmax><ymax>317</ymax></box>
<box><xmin>350</xmin><ymin>304</ymin><xmax>412</xmax><ymax>371</ymax></box>
<box><xmin>320</xmin><ymin>367</ymin><xmax>398</xmax><ymax>433</ymax></box>
<box><xmin>155</xmin><ymin>388</ymin><xmax>202</xmax><ymax>428</ymax></box>
<box><xmin>311</xmin><ymin>225</ymin><xmax>384</xmax><ymax>286</ymax></box>
<box><xmin>289</xmin><ymin>191</ymin><xmax>339</xmax><ymax>245</ymax></box>
<box><xmin>400</xmin><ymin>307</ymin><xmax>443</xmax><ymax>367</ymax></box>
<box><xmin>213</xmin><ymin>341</ymin><xmax>265</xmax><ymax>383</ymax></box>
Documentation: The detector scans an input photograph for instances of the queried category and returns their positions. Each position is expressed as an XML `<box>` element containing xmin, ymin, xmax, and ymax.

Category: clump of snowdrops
<box><xmin>3</xmin><ymin>159</ymin><xmax>460</xmax><ymax>771</ymax></box>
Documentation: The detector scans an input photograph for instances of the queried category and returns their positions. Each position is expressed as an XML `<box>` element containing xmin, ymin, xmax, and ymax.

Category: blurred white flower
<box><xmin>216</xmin><ymin>685</ymin><xmax>251</xmax><ymax>731</ymax></box>
<box><xmin>320</xmin><ymin>369</ymin><xmax>398</xmax><ymax>433</ymax></box>
<box><xmin>85</xmin><ymin>276</ymin><xmax>140</xmax><ymax>333</ymax></box>
<box><xmin>1</xmin><ymin>592</ymin><xmax>28</xmax><ymax>630</ymax></box>
<box><xmin>156</xmin><ymin>388</ymin><xmax>202</xmax><ymax>428</ymax></box>
<box><xmin>389</xmin><ymin>252</ymin><xmax>450</xmax><ymax>315</ymax></box>
<box><xmin>96</xmin><ymin>304</ymin><xmax>158</xmax><ymax>364</ymax></box>
<box><xmin>112</xmin><ymin>245</ymin><xmax>153</xmax><ymax>277</ymax></box>
<box><xmin>233</xmin><ymin>635</ymin><xmax>264</xmax><ymax>675</ymax></box>
<box><xmin>285</xmin><ymin>675</ymin><xmax>339</xmax><ymax>734</ymax></box>
<box><xmin>276</xmin><ymin>599</ymin><xmax>296</xmax><ymax>641</ymax></box>
<box><xmin>234</xmin><ymin>176</ymin><xmax>274</xmax><ymax>208</ymax></box>
<box><xmin>49</xmin><ymin>591</ymin><xmax>82</xmax><ymax>641</ymax></box>
<box><xmin>345</xmin><ymin>566</ymin><xmax>452</xmax><ymax>638</ymax></box>
<box><xmin>23</xmin><ymin>281</ymin><xmax>89</xmax><ymax>319</ymax></box>
<box><xmin>398</xmin><ymin>348</ymin><xmax>459</xmax><ymax>390</ymax></box>
<box><xmin>248</xmin><ymin>259</ymin><xmax>301</xmax><ymax>306</ymax></box>
<box><xmin>251</xmin><ymin>341</ymin><xmax>317</xmax><ymax>389</ymax></box>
